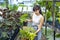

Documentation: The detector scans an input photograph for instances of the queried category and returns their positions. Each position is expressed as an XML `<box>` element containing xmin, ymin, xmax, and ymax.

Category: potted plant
<box><xmin>19</xmin><ymin>27</ymin><xmax>37</xmax><ymax>40</ymax></box>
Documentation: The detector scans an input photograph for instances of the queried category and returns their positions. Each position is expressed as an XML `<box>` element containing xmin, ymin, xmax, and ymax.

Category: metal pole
<box><xmin>52</xmin><ymin>0</ymin><xmax>56</xmax><ymax>40</ymax></box>
<box><xmin>6</xmin><ymin>0</ymin><xmax>9</xmax><ymax>9</ymax></box>
<box><xmin>45</xmin><ymin>1</ymin><xmax>48</xmax><ymax>36</ymax></box>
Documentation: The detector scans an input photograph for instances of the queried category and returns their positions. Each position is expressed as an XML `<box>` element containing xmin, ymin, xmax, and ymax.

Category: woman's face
<box><xmin>34</xmin><ymin>9</ymin><xmax>40</xmax><ymax>15</ymax></box>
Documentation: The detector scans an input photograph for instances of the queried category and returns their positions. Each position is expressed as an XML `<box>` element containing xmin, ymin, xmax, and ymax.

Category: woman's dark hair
<box><xmin>33</xmin><ymin>5</ymin><xmax>42</xmax><ymax>15</ymax></box>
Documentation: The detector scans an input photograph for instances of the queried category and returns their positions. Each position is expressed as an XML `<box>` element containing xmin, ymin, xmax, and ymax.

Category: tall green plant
<box><xmin>8</xmin><ymin>4</ymin><xmax>18</xmax><ymax>11</ymax></box>
<box><xmin>12</xmin><ymin>4</ymin><xmax>18</xmax><ymax>11</ymax></box>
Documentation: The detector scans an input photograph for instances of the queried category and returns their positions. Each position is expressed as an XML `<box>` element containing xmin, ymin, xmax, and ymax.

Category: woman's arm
<box><xmin>26</xmin><ymin>13</ymin><xmax>33</xmax><ymax>22</ymax></box>
<box><xmin>35</xmin><ymin>16</ymin><xmax>44</xmax><ymax>33</ymax></box>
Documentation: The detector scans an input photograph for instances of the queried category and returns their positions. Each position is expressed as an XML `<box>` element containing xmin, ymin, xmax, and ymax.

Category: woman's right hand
<box><xmin>26</xmin><ymin>19</ymin><xmax>32</xmax><ymax>22</ymax></box>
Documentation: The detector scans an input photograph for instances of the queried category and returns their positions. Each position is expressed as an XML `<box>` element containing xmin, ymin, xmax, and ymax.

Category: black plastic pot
<box><xmin>23</xmin><ymin>21</ymin><xmax>27</xmax><ymax>26</ymax></box>
<box><xmin>9</xmin><ymin>25</ymin><xmax>20</xmax><ymax>40</ymax></box>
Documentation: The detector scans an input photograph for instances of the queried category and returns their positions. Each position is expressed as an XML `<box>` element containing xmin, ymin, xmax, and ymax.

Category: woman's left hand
<box><xmin>35</xmin><ymin>31</ymin><xmax>38</xmax><ymax>34</ymax></box>
<box><xmin>35</xmin><ymin>25</ymin><xmax>41</xmax><ymax>34</ymax></box>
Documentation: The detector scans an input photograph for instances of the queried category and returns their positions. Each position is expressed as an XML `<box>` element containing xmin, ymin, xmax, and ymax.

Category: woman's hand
<box><xmin>34</xmin><ymin>25</ymin><xmax>41</xmax><ymax>34</ymax></box>
<box><xmin>35</xmin><ymin>32</ymin><xmax>37</xmax><ymax>34</ymax></box>
<box><xmin>35</xmin><ymin>29</ymin><xmax>40</xmax><ymax>34</ymax></box>
<box><xmin>26</xmin><ymin>19</ymin><xmax>32</xmax><ymax>22</ymax></box>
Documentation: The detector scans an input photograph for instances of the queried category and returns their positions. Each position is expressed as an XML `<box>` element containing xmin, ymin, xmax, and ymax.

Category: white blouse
<box><xmin>32</xmin><ymin>13</ymin><xmax>42</xmax><ymax>25</ymax></box>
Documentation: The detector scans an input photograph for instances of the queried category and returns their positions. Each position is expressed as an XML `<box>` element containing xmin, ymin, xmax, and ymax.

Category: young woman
<box><xmin>27</xmin><ymin>5</ymin><xmax>44</xmax><ymax>40</ymax></box>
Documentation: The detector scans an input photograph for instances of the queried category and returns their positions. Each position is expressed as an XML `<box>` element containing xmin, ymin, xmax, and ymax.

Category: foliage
<box><xmin>19</xmin><ymin>27</ymin><xmax>36</xmax><ymax>40</ymax></box>
<box><xmin>55</xmin><ymin>33</ymin><xmax>60</xmax><ymax>38</ymax></box>
<box><xmin>56</xmin><ymin>13</ymin><xmax>60</xmax><ymax>23</ymax></box>
<box><xmin>57</xmin><ymin>18</ymin><xmax>60</xmax><ymax>23</ymax></box>
<box><xmin>12</xmin><ymin>5</ymin><xmax>18</xmax><ymax>11</ymax></box>
<box><xmin>19</xmin><ymin>13</ymin><xmax>29</xmax><ymax>26</ymax></box>
<box><xmin>0</xmin><ymin>11</ymin><xmax>20</xmax><ymax>39</ymax></box>
<box><xmin>8</xmin><ymin>5</ymin><xmax>13</xmax><ymax>10</ymax></box>
<box><xmin>19</xmin><ymin>4</ymin><xmax>26</xmax><ymax>7</ymax></box>
<box><xmin>42</xmin><ymin>27</ymin><xmax>53</xmax><ymax>36</ymax></box>
<box><xmin>35</xmin><ymin>1</ymin><xmax>46</xmax><ymax>7</ymax></box>
<box><xmin>46</xmin><ymin>11</ymin><xmax>52</xmax><ymax>20</ymax></box>
<box><xmin>0</xmin><ymin>2</ymin><xmax>6</xmax><ymax>7</ymax></box>
<box><xmin>8</xmin><ymin>4</ymin><xmax>18</xmax><ymax>11</ymax></box>
<box><xmin>56</xmin><ymin>2</ymin><xmax>60</xmax><ymax>6</ymax></box>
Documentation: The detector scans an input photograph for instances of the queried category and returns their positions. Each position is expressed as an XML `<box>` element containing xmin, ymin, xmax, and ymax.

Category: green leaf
<box><xmin>56</xmin><ymin>2</ymin><xmax>60</xmax><ymax>6</ymax></box>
